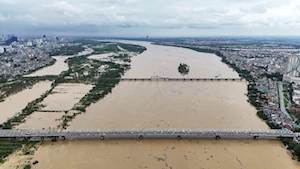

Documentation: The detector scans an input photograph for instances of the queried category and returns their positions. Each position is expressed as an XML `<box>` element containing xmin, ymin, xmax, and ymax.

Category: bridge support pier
<box><xmin>177</xmin><ymin>135</ymin><xmax>182</xmax><ymax>140</ymax></box>
<box><xmin>139</xmin><ymin>135</ymin><xmax>143</xmax><ymax>140</ymax></box>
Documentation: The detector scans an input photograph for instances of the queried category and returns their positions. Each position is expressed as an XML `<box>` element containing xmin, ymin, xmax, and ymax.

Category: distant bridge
<box><xmin>20</xmin><ymin>76</ymin><xmax>244</xmax><ymax>82</ymax></box>
<box><xmin>0</xmin><ymin>129</ymin><xmax>294</xmax><ymax>141</ymax></box>
<box><xmin>101</xmin><ymin>77</ymin><xmax>244</xmax><ymax>82</ymax></box>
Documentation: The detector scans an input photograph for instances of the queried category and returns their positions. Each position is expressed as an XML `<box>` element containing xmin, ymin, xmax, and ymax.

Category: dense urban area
<box><xmin>2</xmin><ymin>35</ymin><xmax>300</xmax><ymax>167</ymax></box>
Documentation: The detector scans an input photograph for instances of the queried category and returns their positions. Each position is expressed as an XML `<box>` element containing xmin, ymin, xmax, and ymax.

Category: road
<box><xmin>278</xmin><ymin>82</ymin><xmax>292</xmax><ymax>119</ymax></box>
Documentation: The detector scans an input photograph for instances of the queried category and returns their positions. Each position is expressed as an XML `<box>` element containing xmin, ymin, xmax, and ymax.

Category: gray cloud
<box><xmin>0</xmin><ymin>0</ymin><xmax>299</xmax><ymax>37</ymax></box>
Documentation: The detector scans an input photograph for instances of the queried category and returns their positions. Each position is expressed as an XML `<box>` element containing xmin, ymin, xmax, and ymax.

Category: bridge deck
<box><xmin>102</xmin><ymin>78</ymin><xmax>244</xmax><ymax>82</ymax></box>
<box><xmin>21</xmin><ymin>76</ymin><xmax>244</xmax><ymax>82</ymax></box>
<box><xmin>0</xmin><ymin>129</ymin><xmax>294</xmax><ymax>141</ymax></box>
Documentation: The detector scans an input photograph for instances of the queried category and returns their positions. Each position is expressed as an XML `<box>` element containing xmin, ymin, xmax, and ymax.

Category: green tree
<box><xmin>178</xmin><ymin>63</ymin><xmax>190</xmax><ymax>76</ymax></box>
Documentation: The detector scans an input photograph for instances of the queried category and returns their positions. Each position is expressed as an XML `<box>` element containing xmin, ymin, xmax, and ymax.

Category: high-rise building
<box><xmin>35</xmin><ymin>39</ymin><xmax>43</xmax><ymax>47</ymax></box>
<box><xmin>27</xmin><ymin>41</ymin><xmax>33</xmax><ymax>47</ymax></box>
<box><xmin>0</xmin><ymin>46</ymin><xmax>4</xmax><ymax>54</ymax></box>
<box><xmin>5</xmin><ymin>36</ymin><xmax>18</xmax><ymax>45</ymax></box>
<box><xmin>283</xmin><ymin>55</ymin><xmax>300</xmax><ymax>83</ymax></box>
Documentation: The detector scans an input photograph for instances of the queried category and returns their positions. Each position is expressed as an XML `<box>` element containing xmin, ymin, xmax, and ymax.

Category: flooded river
<box><xmin>25</xmin><ymin>47</ymin><xmax>93</xmax><ymax>77</ymax></box>
<box><xmin>25</xmin><ymin>56</ymin><xmax>71</xmax><ymax>76</ymax></box>
<box><xmin>4</xmin><ymin>41</ymin><xmax>300</xmax><ymax>169</ymax></box>
<box><xmin>69</xmin><ymin>81</ymin><xmax>266</xmax><ymax>129</ymax></box>
<box><xmin>31</xmin><ymin>140</ymin><xmax>299</xmax><ymax>169</ymax></box>
<box><xmin>122</xmin><ymin>41</ymin><xmax>238</xmax><ymax>78</ymax></box>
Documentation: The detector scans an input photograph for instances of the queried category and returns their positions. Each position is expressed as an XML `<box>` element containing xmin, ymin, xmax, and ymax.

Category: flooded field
<box><xmin>16</xmin><ymin>83</ymin><xmax>93</xmax><ymax>129</ymax></box>
<box><xmin>17</xmin><ymin>112</ymin><xmax>64</xmax><ymax>129</ymax></box>
<box><xmin>0</xmin><ymin>81</ymin><xmax>52</xmax><ymax>124</ymax></box>
<box><xmin>40</xmin><ymin>83</ymin><xmax>93</xmax><ymax>111</ymax></box>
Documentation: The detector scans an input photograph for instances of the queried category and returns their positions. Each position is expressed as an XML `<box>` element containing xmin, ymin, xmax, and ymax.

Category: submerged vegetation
<box><xmin>0</xmin><ymin>80</ymin><xmax>39</xmax><ymax>102</ymax></box>
<box><xmin>58</xmin><ymin>42</ymin><xmax>144</xmax><ymax>128</ymax></box>
<box><xmin>0</xmin><ymin>140</ymin><xmax>38</xmax><ymax>164</ymax></box>
<box><xmin>1</xmin><ymin>41</ymin><xmax>146</xmax><ymax>130</ymax></box>
<box><xmin>2</xmin><ymin>84</ymin><xmax>56</xmax><ymax>129</ymax></box>
<box><xmin>118</xmin><ymin>43</ymin><xmax>147</xmax><ymax>53</ymax></box>
<box><xmin>92</xmin><ymin>44</ymin><xmax>121</xmax><ymax>54</ymax></box>
<box><xmin>0</xmin><ymin>41</ymin><xmax>147</xmax><ymax>162</ymax></box>
<box><xmin>49</xmin><ymin>45</ymin><xmax>85</xmax><ymax>56</ymax></box>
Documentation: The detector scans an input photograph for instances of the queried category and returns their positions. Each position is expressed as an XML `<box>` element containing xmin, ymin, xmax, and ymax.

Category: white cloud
<box><xmin>44</xmin><ymin>1</ymin><xmax>82</xmax><ymax>15</ymax></box>
<box><xmin>0</xmin><ymin>0</ymin><xmax>300</xmax><ymax>36</ymax></box>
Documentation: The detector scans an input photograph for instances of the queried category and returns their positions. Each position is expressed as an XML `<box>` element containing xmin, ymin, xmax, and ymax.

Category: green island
<box><xmin>178</xmin><ymin>63</ymin><xmax>190</xmax><ymax>76</ymax></box>
<box><xmin>0</xmin><ymin>41</ymin><xmax>146</xmax><ymax>163</ymax></box>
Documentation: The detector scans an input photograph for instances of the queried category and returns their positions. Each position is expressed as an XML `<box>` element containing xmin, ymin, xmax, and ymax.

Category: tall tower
<box><xmin>283</xmin><ymin>55</ymin><xmax>300</xmax><ymax>83</ymax></box>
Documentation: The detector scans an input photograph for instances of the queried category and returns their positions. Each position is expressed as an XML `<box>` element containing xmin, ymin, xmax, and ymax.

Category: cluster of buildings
<box><xmin>219</xmin><ymin>48</ymin><xmax>300</xmax><ymax>129</ymax></box>
<box><xmin>0</xmin><ymin>35</ymin><xmax>71</xmax><ymax>78</ymax></box>
<box><xmin>283</xmin><ymin>55</ymin><xmax>300</xmax><ymax>84</ymax></box>
<box><xmin>220</xmin><ymin>49</ymin><xmax>286</xmax><ymax>78</ymax></box>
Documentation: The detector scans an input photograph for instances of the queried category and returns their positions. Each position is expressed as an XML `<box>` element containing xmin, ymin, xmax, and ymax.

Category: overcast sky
<box><xmin>0</xmin><ymin>0</ymin><xmax>299</xmax><ymax>37</ymax></box>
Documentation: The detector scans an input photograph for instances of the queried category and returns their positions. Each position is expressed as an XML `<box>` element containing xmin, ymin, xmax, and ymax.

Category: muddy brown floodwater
<box><xmin>17</xmin><ymin>83</ymin><xmax>94</xmax><ymax>130</ymax></box>
<box><xmin>25</xmin><ymin>47</ymin><xmax>94</xmax><ymax>77</ymax></box>
<box><xmin>3</xmin><ymin>41</ymin><xmax>300</xmax><ymax>169</ymax></box>
<box><xmin>0</xmin><ymin>81</ymin><xmax>52</xmax><ymax>124</ymax></box>
<box><xmin>69</xmin><ymin>81</ymin><xmax>267</xmax><ymax>129</ymax></box>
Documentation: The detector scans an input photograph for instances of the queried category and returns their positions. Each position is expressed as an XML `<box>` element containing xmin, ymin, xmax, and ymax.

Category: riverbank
<box><xmin>0</xmin><ymin>140</ymin><xmax>38</xmax><ymax>168</ymax></box>
<box><xmin>155</xmin><ymin>43</ymin><xmax>300</xmax><ymax>161</ymax></box>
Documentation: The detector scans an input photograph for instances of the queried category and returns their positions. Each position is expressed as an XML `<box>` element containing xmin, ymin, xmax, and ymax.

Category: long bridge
<box><xmin>0</xmin><ymin>129</ymin><xmax>294</xmax><ymax>141</ymax></box>
<box><xmin>101</xmin><ymin>77</ymin><xmax>244</xmax><ymax>82</ymax></box>
<box><xmin>20</xmin><ymin>76</ymin><xmax>244</xmax><ymax>82</ymax></box>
